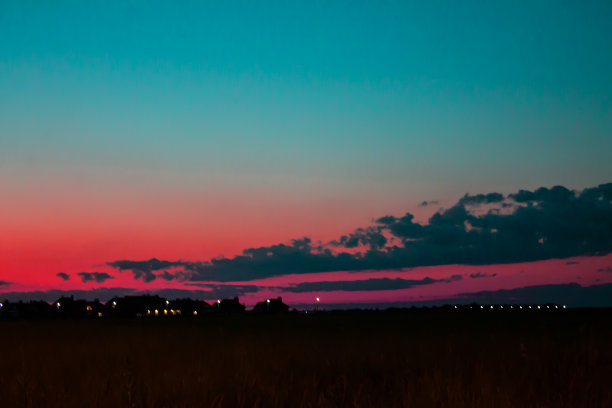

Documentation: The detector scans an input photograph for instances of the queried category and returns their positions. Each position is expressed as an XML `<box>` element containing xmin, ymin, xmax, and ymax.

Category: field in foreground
<box><xmin>0</xmin><ymin>309</ymin><xmax>610</xmax><ymax>408</ymax></box>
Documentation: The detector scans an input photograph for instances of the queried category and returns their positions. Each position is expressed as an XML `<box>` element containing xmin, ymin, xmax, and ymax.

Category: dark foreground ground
<box><xmin>0</xmin><ymin>309</ymin><xmax>610</xmax><ymax>408</ymax></box>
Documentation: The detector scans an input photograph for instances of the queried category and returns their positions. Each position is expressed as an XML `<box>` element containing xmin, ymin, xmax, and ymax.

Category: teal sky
<box><xmin>2</xmin><ymin>1</ymin><xmax>611</xmax><ymax>201</ymax></box>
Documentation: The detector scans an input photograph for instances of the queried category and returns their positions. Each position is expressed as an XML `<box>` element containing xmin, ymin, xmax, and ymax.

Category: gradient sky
<box><xmin>1</xmin><ymin>1</ymin><xmax>611</xmax><ymax>306</ymax></box>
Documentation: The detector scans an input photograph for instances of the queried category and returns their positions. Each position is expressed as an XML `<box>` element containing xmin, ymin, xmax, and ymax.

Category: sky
<box><xmin>1</xmin><ymin>1</ymin><xmax>611</xmax><ymax>307</ymax></box>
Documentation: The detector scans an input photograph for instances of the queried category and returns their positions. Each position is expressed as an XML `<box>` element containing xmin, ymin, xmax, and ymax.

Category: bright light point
<box><xmin>217</xmin><ymin>300</ymin><xmax>221</xmax><ymax>304</ymax></box>
<box><xmin>537</xmin><ymin>306</ymin><xmax>541</xmax><ymax>309</ymax></box>
<box><xmin>490</xmin><ymin>305</ymin><xmax>493</xmax><ymax>309</ymax></box>
<box><xmin>193</xmin><ymin>311</ymin><xmax>197</xmax><ymax>316</ymax></box>
<box><xmin>563</xmin><ymin>305</ymin><xmax>566</xmax><ymax>309</ymax></box>
<box><xmin>57</xmin><ymin>302</ymin><xmax>60</xmax><ymax>307</ymax></box>
<box><xmin>266</xmin><ymin>299</ymin><xmax>270</xmax><ymax>303</ymax></box>
<box><xmin>520</xmin><ymin>306</ymin><xmax>522</xmax><ymax>309</ymax></box>
<box><xmin>555</xmin><ymin>305</ymin><xmax>558</xmax><ymax>309</ymax></box>
<box><xmin>316</xmin><ymin>297</ymin><xmax>320</xmax><ymax>302</ymax></box>
<box><xmin>480</xmin><ymin>306</ymin><xmax>483</xmax><ymax>309</ymax></box>
<box><xmin>166</xmin><ymin>300</ymin><xmax>169</xmax><ymax>305</ymax></box>
<box><xmin>454</xmin><ymin>305</ymin><xmax>457</xmax><ymax>309</ymax></box>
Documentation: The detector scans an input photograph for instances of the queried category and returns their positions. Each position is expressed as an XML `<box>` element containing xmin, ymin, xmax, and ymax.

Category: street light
<box><xmin>315</xmin><ymin>297</ymin><xmax>320</xmax><ymax>311</ymax></box>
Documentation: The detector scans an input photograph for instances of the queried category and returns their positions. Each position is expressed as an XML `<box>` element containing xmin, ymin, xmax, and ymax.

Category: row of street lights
<box><xmin>453</xmin><ymin>304</ymin><xmax>567</xmax><ymax>310</ymax></box>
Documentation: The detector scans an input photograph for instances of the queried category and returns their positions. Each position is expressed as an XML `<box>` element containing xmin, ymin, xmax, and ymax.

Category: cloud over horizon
<box><xmin>282</xmin><ymin>275</ymin><xmax>462</xmax><ymax>293</ymax></box>
<box><xmin>77</xmin><ymin>272</ymin><xmax>114</xmax><ymax>284</ymax></box>
<box><xmin>106</xmin><ymin>182</ymin><xmax>612</xmax><ymax>283</ymax></box>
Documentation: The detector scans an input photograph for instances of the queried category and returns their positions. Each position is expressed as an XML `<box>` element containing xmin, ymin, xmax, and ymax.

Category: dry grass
<box><xmin>0</xmin><ymin>310</ymin><xmax>610</xmax><ymax>408</ymax></box>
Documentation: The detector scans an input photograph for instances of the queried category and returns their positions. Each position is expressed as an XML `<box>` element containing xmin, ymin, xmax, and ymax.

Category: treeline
<box><xmin>0</xmin><ymin>294</ymin><xmax>289</xmax><ymax>319</ymax></box>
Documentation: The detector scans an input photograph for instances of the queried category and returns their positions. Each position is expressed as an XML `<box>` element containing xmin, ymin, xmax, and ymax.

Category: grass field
<box><xmin>0</xmin><ymin>309</ymin><xmax>610</xmax><ymax>408</ymax></box>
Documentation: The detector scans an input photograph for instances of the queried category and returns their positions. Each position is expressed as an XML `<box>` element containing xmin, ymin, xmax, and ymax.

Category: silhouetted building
<box><xmin>216</xmin><ymin>297</ymin><xmax>245</xmax><ymax>314</ymax></box>
<box><xmin>52</xmin><ymin>296</ymin><xmax>104</xmax><ymax>318</ymax></box>
<box><xmin>169</xmin><ymin>298</ymin><xmax>211</xmax><ymax>316</ymax></box>
<box><xmin>252</xmin><ymin>297</ymin><xmax>289</xmax><ymax>314</ymax></box>
<box><xmin>106</xmin><ymin>295</ymin><xmax>167</xmax><ymax>317</ymax></box>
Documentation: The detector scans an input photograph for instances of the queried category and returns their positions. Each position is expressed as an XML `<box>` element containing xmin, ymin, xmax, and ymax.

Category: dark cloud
<box><xmin>469</xmin><ymin>272</ymin><xmax>497</xmax><ymax>279</ymax></box>
<box><xmin>509</xmin><ymin>185</ymin><xmax>574</xmax><ymax>203</ymax></box>
<box><xmin>565</xmin><ymin>261</ymin><xmax>580</xmax><ymax>265</ymax></box>
<box><xmin>107</xmin><ymin>259</ymin><xmax>188</xmax><ymax>282</ymax></box>
<box><xmin>107</xmin><ymin>258</ymin><xmax>185</xmax><ymax>272</ymax></box>
<box><xmin>56</xmin><ymin>272</ymin><xmax>70</xmax><ymax>281</ymax></box>
<box><xmin>455</xmin><ymin>283</ymin><xmax>612</xmax><ymax>307</ymax></box>
<box><xmin>158</xmin><ymin>271</ymin><xmax>176</xmax><ymax>281</ymax></box>
<box><xmin>77</xmin><ymin>272</ymin><xmax>114</xmax><ymax>284</ymax></box>
<box><xmin>108</xmin><ymin>182</ymin><xmax>612</xmax><ymax>283</ymax></box>
<box><xmin>458</xmin><ymin>192</ymin><xmax>504</xmax><ymax>206</ymax></box>
<box><xmin>0</xmin><ymin>281</ymin><xmax>12</xmax><ymax>287</ymax></box>
<box><xmin>282</xmin><ymin>275</ymin><xmax>462</xmax><ymax>292</ymax></box>
<box><xmin>419</xmin><ymin>200</ymin><xmax>439</xmax><ymax>207</ymax></box>
<box><xmin>597</xmin><ymin>267</ymin><xmax>612</xmax><ymax>273</ymax></box>
<box><xmin>335</xmin><ymin>227</ymin><xmax>387</xmax><ymax>250</ymax></box>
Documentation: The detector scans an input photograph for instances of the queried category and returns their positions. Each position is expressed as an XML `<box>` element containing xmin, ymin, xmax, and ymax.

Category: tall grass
<box><xmin>0</xmin><ymin>310</ymin><xmax>610</xmax><ymax>407</ymax></box>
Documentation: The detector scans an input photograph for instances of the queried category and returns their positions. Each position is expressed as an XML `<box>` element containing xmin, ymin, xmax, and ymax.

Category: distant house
<box><xmin>0</xmin><ymin>300</ymin><xmax>55</xmax><ymax>319</ymax></box>
<box><xmin>217</xmin><ymin>297</ymin><xmax>245</xmax><ymax>314</ymax></box>
<box><xmin>106</xmin><ymin>295</ymin><xmax>167</xmax><ymax>317</ymax></box>
<box><xmin>252</xmin><ymin>297</ymin><xmax>289</xmax><ymax>314</ymax></box>
<box><xmin>53</xmin><ymin>296</ymin><xmax>104</xmax><ymax>318</ymax></box>
<box><xmin>170</xmin><ymin>298</ymin><xmax>211</xmax><ymax>316</ymax></box>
